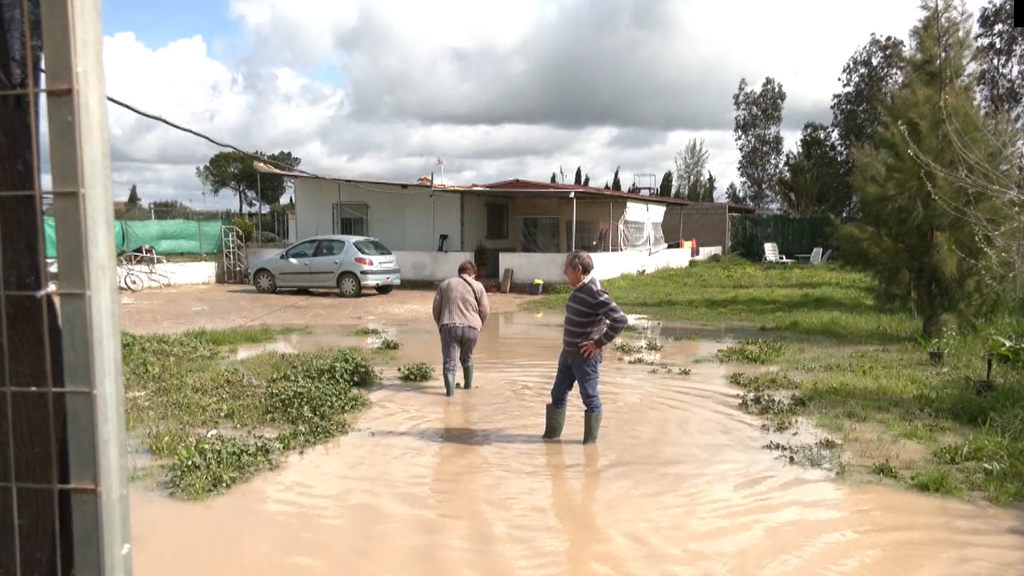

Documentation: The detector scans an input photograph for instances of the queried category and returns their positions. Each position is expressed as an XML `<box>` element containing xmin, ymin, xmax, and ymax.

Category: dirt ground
<box><xmin>118</xmin><ymin>284</ymin><xmax>531</xmax><ymax>333</ymax></box>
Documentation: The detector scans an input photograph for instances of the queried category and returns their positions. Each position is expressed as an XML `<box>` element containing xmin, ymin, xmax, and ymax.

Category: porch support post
<box><xmin>570</xmin><ymin>191</ymin><xmax>576</xmax><ymax>251</ymax></box>
<box><xmin>608</xmin><ymin>201</ymin><xmax>613</xmax><ymax>251</ymax></box>
<box><xmin>678</xmin><ymin>204</ymin><xmax>684</xmax><ymax>248</ymax></box>
<box><xmin>430</xmin><ymin>172</ymin><xmax>435</xmax><ymax>251</ymax></box>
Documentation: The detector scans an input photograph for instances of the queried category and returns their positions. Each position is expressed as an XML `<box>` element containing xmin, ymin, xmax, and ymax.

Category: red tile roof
<box><xmin>473</xmin><ymin>179</ymin><xmax>756</xmax><ymax>213</ymax></box>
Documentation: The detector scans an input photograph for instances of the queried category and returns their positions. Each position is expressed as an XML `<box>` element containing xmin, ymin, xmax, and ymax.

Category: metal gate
<box><xmin>0</xmin><ymin>0</ymin><xmax>132</xmax><ymax>574</ymax></box>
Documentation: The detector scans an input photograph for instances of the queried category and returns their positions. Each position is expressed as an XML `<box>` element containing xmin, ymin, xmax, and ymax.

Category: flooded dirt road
<box><xmin>129</xmin><ymin>314</ymin><xmax>1024</xmax><ymax>576</ymax></box>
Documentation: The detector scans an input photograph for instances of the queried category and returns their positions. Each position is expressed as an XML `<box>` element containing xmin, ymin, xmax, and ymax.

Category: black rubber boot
<box><xmin>542</xmin><ymin>403</ymin><xmax>566</xmax><ymax>441</ymax></box>
<box><xmin>443</xmin><ymin>372</ymin><xmax>456</xmax><ymax>397</ymax></box>
<box><xmin>582</xmin><ymin>412</ymin><xmax>602</xmax><ymax>445</ymax></box>
<box><xmin>462</xmin><ymin>365</ymin><xmax>474</xmax><ymax>390</ymax></box>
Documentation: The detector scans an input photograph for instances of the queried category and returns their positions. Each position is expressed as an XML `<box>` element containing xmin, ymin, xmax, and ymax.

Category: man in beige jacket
<box><xmin>432</xmin><ymin>260</ymin><xmax>490</xmax><ymax>396</ymax></box>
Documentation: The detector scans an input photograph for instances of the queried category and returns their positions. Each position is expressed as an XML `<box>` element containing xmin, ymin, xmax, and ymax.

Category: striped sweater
<box><xmin>562</xmin><ymin>276</ymin><xmax>628</xmax><ymax>355</ymax></box>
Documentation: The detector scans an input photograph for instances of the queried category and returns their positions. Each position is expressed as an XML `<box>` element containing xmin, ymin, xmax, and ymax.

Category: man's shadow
<box><xmin>373</xmin><ymin>426</ymin><xmax>543</xmax><ymax>445</ymax></box>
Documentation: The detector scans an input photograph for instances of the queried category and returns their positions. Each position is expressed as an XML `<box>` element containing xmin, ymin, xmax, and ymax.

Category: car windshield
<box><xmin>354</xmin><ymin>240</ymin><xmax>392</xmax><ymax>256</ymax></box>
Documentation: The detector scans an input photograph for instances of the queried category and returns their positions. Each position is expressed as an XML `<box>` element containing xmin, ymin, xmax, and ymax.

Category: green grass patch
<box><xmin>122</xmin><ymin>327</ymin><xmax>381</xmax><ymax>499</ymax></box>
<box><xmin>181</xmin><ymin>325</ymin><xmax>307</xmax><ymax>347</ymax></box>
<box><xmin>721</xmin><ymin>327</ymin><xmax>1024</xmax><ymax>503</ymax></box>
<box><xmin>524</xmin><ymin>255</ymin><xmax>917</xmax><ymax>344</ymax></box>
<box><xmin>522</xmin><ymin>256</ymin><xmax>1024</xmax><ymax>504</ymax></box>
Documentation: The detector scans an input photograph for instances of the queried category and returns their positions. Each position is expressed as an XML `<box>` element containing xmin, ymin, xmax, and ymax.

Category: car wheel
<box><xmin>337</xmin><ymin>272</ymin><xmax>361</xmax><ymax>298</ymax></box>
<box><xmin>253</xmin><ymin>270</ymin><xmax>277</xmax><ymax>294</ymax></box>
<box><xmin>374</xmin><ymin>285</ymin><xmax>394</xmax><ymax>295</ymax></box>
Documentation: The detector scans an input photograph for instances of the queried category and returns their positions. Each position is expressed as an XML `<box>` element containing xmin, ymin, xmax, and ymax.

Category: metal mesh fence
<box><xmin>565</xmin><ymin>219</ymin><xmax>617</xmax><ymax>252</ymax></box>
<box><xmin>1</xmin><ymin>0</ymin><xmax>132</xmax><ymax>574</ymax></box>
<box><xmin>520</xmin><ymin>216</ymin><xmax>560</xmax><ymax>252</ymax></box>
<box><xmin>728</xmin><ymin>213</ymin><xmax>834</xmax><ymax>260</ymax></box>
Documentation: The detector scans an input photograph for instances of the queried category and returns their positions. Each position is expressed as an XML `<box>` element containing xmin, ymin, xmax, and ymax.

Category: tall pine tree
<box><xmin>836</xmin><ymin>0</ymin><xmax>1016</xmax><ymax>337</ymax></box>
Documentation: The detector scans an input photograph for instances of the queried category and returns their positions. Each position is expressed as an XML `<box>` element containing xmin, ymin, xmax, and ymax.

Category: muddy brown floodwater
<box><xmin>123</xmin><ymin>290</ymin><xmax>1024</xmax><ymax>576</ymax></box>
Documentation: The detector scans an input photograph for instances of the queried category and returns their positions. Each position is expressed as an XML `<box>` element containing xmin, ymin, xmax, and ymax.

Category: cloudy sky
<box><xmin>44</xmin><ymin>0</ymin><xmax>988</xmax><ymax>209</ymax></box>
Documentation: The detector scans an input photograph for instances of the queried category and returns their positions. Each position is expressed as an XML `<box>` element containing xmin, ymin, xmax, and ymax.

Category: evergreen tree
<box><xmin>725</xmin><ymin>182</ymin><xmax>745</xmax><ymax>204</ymax></box>
<box><xmin>550</xmin><ymin>172</ymin><xmax>557</xmax><ymax>184</ymax></box>
<box><xmin>836</xmin><ymin>0</ymin><xmax>1016</xmax><ymax>337</ymax></box>
<box><xmin>659</xmin><ymin>170</ymin><xmax>673</xmax><ymax>197</ymax></box>
<box><xmin>611</xmin><ymin>167</ymin><xmax>622</xmax><ymax>191</ymax></box>
<box><xmin>574</xmin><ymin>166</ymin><xmax>582</xmax><ymax>185</ymax></box>
<box><xmin>700</xmin><ymin>172</ymin><xmax>717</xmax><ymax>202</ymax></box>
<box><xmin>126</xmin><ymin>184</ymin><xmax>141</xmax><ymax>207</ymax></box>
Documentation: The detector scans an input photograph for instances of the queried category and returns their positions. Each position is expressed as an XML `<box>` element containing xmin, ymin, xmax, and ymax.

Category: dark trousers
<box><xmin>440</xmin><ymin>324</ymin><xmax>479</xmax><ymax>374</ymax></box>
<box><xmin>550</xmin><ymin>350</ymin><xmax>602</xmax><ymax>414</ymax></box>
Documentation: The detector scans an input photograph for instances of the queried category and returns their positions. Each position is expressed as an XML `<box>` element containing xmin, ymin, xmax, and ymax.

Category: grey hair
<box><xmin>565</xmin><ymin>250</ymin><xmax>594</xmax><ymax>274</ymax></box>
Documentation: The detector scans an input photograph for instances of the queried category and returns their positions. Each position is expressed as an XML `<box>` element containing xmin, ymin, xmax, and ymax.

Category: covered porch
<box><xmin>458</xmin><ymin>180</ymin><xmax>691</xmax><ymax>285</ymax></box>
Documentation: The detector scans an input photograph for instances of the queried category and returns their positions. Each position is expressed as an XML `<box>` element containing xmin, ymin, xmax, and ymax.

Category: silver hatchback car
<box><xmin>249</xmin><ymin>235</ymin><xmax>401</xmax><ymax>298</ymax></box>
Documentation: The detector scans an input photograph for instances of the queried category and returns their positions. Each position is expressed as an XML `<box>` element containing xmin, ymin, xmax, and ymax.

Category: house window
<box><xmin>333</xmin><ymin>202</ymin><xmax>368</xmax><ymax>236</ymax></box>
<box><xmin>520</xmin><ymin>216</ymin><xmax>560</xmax><ymax>253</ymax></box>
<box><xmin>486</xmin><ymin>203</ymin><xmax>508</xmax><ymax>240</ymax></box>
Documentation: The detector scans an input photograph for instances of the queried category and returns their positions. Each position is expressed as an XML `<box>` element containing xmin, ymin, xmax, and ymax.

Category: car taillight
<box><xmin>354</xmin><ymin>257</ymin><xmax>373</xmax><ymax>266</ymax></box>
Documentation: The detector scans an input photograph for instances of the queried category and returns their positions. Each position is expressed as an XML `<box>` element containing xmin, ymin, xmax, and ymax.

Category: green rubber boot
<box><xmin>582</xmin><ymin>412</ymin><xmax>602</xmax><ymax>445</ymax></box>
<box><xmin>443</xmin><ymin>372</ymin><xmax>456</xmax><ymax>397</ymax></box>
<box><xmin>542</xmin><ymin>403</ymin><xmax>566</xmax><ymax>441</ymax></box>
<box><xmin>462</xmin><ymin>365</ymin><xmax>474</xmax><ymax>390</ymax></box>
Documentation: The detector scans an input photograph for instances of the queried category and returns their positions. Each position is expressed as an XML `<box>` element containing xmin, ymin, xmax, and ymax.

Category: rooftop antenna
<box><xmin>436</xmin><ymin>157</ymin><xmax>444</xmax><ymax>186</ymax></box>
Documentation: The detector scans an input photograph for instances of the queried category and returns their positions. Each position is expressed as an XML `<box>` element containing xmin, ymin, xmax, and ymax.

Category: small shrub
<box><xmin>231</xmin><ymin>217</ymin><xmax>256</xmax><ymax>243</ymax></box>
<box><xmin>715</xmin><ymin>338</ymin><xmax>787</xmax><ymax>364</ymax></box>
<box><xmin>642</xmin><ymin>339</ymin><xmax>663</xmax><ymax>352</ymax></box>
<box><xmin>989</xmin><ymin>333</ymin><xmax>1024</xmax><ymax>367</ymax></box>
<box><xmin>872</xmin><ymin>459</ymin><xmax>904</xmax><ymax>481</ymax></box>
<box><xmin>398</xmin><ymin>362</ymin><xmax>435</xmax><ymax>383</ymax></box>
<box><xmin>378</xmin><ymin>337</ymin><xmax>401</xmax><ymax>350</ymax></box>
<box><xmin>615</xmin><ymin>341</ymin><xmax>642</xmax><ymax>354</ymax></box>
<box><xmin>354</xmin><ymin>326</ymin><xmax>385</xmax><ymax>336</ymax></box>
<box><xmin>727</xmin><ymin>372</ymin><xmax>800</xmax><ymax>392</ymax></box>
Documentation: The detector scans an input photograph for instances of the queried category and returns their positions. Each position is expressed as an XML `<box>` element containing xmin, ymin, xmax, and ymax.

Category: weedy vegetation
<box><xmin>122</xmin><ymin>327</ymin><xmax>382</xmax><ymax>499</ymax></box>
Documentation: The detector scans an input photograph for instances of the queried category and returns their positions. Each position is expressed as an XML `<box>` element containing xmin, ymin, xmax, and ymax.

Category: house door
<box><xmin>520</xmin><ymin>216</ymin><xmax>560</xmax><ymax>253</ymax></box>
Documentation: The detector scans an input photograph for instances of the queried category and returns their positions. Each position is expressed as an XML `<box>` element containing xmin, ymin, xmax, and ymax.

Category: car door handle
<box><xmin>303</xmin><ymin>262</ymin><xmax>309</xmax><ymax>266</ymax></box>
<box><xmin>333</xmin><ymin>260</ymin><xmax>339</xmax><ymax>264</ymax></box>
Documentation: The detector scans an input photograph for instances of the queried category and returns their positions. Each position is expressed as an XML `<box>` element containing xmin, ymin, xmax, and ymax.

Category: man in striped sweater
<box><xmin>542</xmin><ymin>250</ymin><xmax>629</xmax><ymax>445</ymax></box>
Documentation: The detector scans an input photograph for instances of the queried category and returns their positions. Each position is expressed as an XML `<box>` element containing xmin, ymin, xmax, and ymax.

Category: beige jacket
<box><xmin>432</xmin><ymin>274</ymin><xmax>489</xmax><ymax>331</ymax></box>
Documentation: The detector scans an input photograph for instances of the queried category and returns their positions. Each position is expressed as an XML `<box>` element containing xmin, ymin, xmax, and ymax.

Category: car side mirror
<box><xmin>279</xmin><ymin>253</ymin><xmax>287</xmax><ymax>259</ymax></box>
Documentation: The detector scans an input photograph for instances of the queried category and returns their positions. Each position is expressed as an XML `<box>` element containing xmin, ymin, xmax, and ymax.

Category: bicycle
<box><xmin>118</xmin><ymin>257</ymin><xmax>144</xmax><ymax>292</ymax></box>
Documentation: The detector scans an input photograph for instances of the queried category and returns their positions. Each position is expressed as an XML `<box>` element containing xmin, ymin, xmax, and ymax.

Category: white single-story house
<box><xmin>276</xmin><ymin>164</ymin><xmax>753</xmax><ymax>283</ymax></box>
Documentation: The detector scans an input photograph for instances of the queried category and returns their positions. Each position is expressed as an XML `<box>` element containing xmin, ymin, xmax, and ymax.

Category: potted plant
<box><xmin>474</xmin><ymin>241</ymin><xmax>488</xmax><ymax>278</ymax></box>
<box><xmin>927</xmin><ymin>325</ymin><xmax>956</xmax><ymax>364</ymax></box>
<box><xmin>928</xmin><ymin>338</ymin><xmax>945</xmax><ymax>364</ymax></box>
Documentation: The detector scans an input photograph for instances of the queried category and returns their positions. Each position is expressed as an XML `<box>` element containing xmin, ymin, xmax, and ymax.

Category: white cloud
<box><xmin>38</xmin><ymin>0</ymin><xmax>989</xmax><ymax>207</ymax></box>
